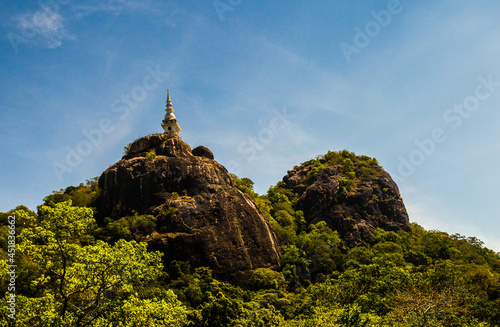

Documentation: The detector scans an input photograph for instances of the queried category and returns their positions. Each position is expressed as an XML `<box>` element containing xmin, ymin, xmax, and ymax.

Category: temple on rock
<box><xmin>161</xmin><ymin>91</ymin><xmax>181</xmax><ymax>135</ymax></box>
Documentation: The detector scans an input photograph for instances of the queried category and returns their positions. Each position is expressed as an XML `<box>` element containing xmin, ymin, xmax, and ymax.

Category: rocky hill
<box><xmin>98</xmin><ymin>133</ymin><xmax>281</xmax><ymax>287</ymax></box>
<box><xmin>280</xmin><ymin>150</ymin><xmax>410</xmax><ymax>246</ymax></box>
<box><xmin>12</xmin><ymin>134</ymin><xmax>500</xmax><ymax>326</ymax></box>
<box><xmin>97</xmin><ymin>133</ymin><xmax>411</xmax><ymax>285</ymax></box>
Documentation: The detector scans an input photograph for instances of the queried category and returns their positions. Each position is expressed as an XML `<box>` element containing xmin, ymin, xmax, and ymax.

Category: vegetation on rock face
<box><xmin>99</xmin><ymin>212</ymin><xmax>157</xmax><ymax>243</ymax></box>
<box><xmin>295</xmin><ymin>150</ymin><xmax>379</xmax><ymax>187</ymax></box>
<box><xmin>145</xmin><ymin>148</ymin><xmax>157</xmax><ymax>160</ymax></box>
<box><xmin>1</xmin><ymin>151</ymin><xmax>500</xmax><ymax>326</ymax></box>
<box><xmin>279</xmin><ymin>149</ymin><xmax>410</xmax><ymax>246</ymax></box>
<box><xmin>123</xmin><ymin>142</ymin><xmax>132</xmax><ymax>156</ymax></box>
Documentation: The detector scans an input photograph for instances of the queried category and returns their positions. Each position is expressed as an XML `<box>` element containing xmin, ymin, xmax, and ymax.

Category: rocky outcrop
<box><xmin>98</xmin><ymin>134</ymin><xmax>281</xmax><ymax>287</ymax></box>
<box><xmin>283</xmin><ymin>156</ymin><xmax>410</xmax><ymax>246</ymax></box>
<box><xmin>192</xmin><ymin>145</ymin><xmax>214</xmax><ymax>159</ymax></box>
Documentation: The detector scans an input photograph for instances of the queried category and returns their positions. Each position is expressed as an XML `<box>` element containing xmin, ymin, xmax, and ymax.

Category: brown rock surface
<box><xmin>98</xmin><ymin>133</ymin><xmax>281</xmax><ymax>287</ymax></box>
<box><xmin>282</xmin><ymin>155</ymin><xmax>411</xmax><ymax>246</ymax></box>
<box><xmin>192</xmin><ymin>145</ymin><xmax>214</xmax><ymax>159</ymax></box>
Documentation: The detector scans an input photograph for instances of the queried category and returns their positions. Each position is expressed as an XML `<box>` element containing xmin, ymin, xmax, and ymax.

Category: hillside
<box><xmin>1</xmin><ymin>146</ymin><xmax>499</xmax><ymax>326</ymax></box>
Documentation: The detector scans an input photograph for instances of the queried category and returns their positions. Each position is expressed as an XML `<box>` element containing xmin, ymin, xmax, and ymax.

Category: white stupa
<box><xmin>161</xmin><ymin>90</ymin><xmax>181</xmax><ymax>135</ymax></box>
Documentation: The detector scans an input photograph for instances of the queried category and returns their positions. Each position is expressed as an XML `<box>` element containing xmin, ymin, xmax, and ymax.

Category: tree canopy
<box><xmin>1</xmin><ymin>201</ymin><xmax>187</xmax><ymax>326</ymax></box>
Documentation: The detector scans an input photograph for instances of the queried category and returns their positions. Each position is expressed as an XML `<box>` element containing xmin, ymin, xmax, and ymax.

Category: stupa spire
<box><xmin>166</xmin><ymin>90</ymin><xmax>173</xmax><ymax>110</ymax></box>
<box><xmin>162</xmin><ymin>90</ymin><xmax>181</xmax><ymax>135</ymax></box>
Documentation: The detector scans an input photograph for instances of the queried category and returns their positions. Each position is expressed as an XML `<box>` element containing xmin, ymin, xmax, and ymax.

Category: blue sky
<box><xmin>1</xmin><ymin>0</ymin><xmax>500</xmax><ymax>251</ymax></box>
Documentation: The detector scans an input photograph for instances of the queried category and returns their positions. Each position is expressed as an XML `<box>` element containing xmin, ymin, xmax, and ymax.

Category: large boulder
<box><xmin>282</xmin><ymin>153</ymin><xmax>411</xmax><ymax>246</ymax></box>
<box><xmin>192</xmin><ymin>145</ymin><xmax>214</xmax><ymax>159</ymax></box>
<box><xmin>98</xmin><ymin>134</ymin><xmax>281</xmax><ymax>287</ymax></box>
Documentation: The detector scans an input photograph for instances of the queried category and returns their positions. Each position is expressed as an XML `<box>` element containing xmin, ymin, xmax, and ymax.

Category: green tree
<box><xmin>250</xmin><ymin>268</ymin><xmax>286</xmax><ymax>291</ymax></box>
<box><xmin>97</xmin><ymin>293</ymin><xmax>187</xmax><ymax>327</ymax></box>
<box><xmin>1</xmin><ymin>201</ymin><xmax>188</xmax><ymax>326</ymax></box>
<box><xmin>100</xmin><ymin>212</ymin><xmax>157</xmax><ymax>243</ymax></box>
<box><xmin>193</xmin><ymin>291</ymin><xmax>245</xmax><ymax>327</ymax></box>
<box><xmin>230</xmin><ymin>174</ymin><xmax>258</xmax><ymax>200</ymax></box>
<box><xmin>43</xmin><ymin>178</ymin><xmax>100</xmax><ymax>208</ymax></box>
<box><xmin>296</xmin><ymin>221</ymin><xmax>344</xmax><ymax>277</ymax></box>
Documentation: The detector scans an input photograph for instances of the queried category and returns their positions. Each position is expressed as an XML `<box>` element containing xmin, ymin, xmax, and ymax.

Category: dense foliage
<box><xmin>2</xmin><ymin>155</ymin><xmax>500</xmax><ymax>326</ymax></box>
<box><xmin>0</xmin><ymin>202</ymin><xmax>187</xmax><ymax>326</ymax></box>
<box><xmin>42</xmin><ymin>177</ymin><xmax>100</xmax><ymax>208</ymax></box>
<box><xmin>294</xmin><ymin>149</ymin><xmax>380</xmax><ymax>189</ymax></box>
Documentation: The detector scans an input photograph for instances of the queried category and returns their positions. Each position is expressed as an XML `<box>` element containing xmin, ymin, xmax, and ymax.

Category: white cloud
<box><xmin>16</xmin><ymin>10</ymin><xmax>74</xmax><ymax>49</ymax></box>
